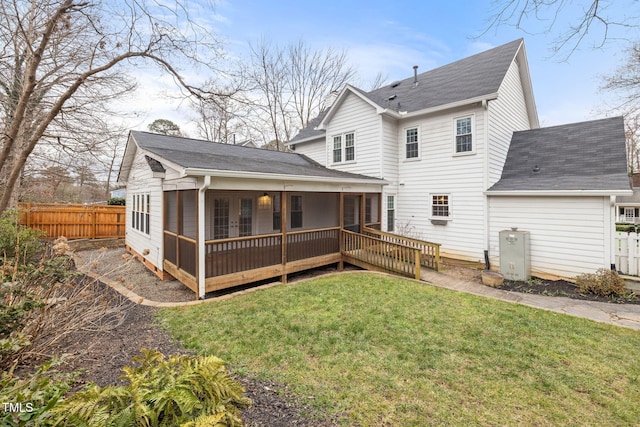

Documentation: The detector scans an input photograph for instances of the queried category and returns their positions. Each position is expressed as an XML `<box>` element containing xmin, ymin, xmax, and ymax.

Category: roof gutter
<box><xmin>181</xmin><ymin>167</ymin><xmax>387</xmax><ymax>185</ymax></box>
<box><xmin>485</xmin><ymin>189</ymin><xmax>634</xmax><ymax>197</ymax></box>
<box><xmin>383</xmin><ymin>93</ymin><xmax>500</xmax><ymax>120</ymax></box>
<box><xmin>287</xmin><ymin>134</ymin><xmax>324</xmax><ymax>146</ymax></box>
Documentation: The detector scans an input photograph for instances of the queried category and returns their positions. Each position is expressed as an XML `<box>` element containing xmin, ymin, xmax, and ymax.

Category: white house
<box><xmin>288</xmin><ymin>39</ymin><xmax>632</xmax><ymax>279</ymax></box>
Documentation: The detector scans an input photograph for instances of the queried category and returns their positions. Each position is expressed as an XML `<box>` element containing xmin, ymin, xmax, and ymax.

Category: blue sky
<box><xmin>133</xmin><ymin>0</ymin><xmax>640</xmax><ymax>132</ymax></box>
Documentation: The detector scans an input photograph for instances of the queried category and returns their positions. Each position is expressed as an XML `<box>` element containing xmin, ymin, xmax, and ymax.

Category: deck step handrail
<box><xmin>341</xmin><ymin>229</ymin><xmax>422</xmax><ymax>280</ymax></box>
<box><xmin>362</xmin><ymin>226</ymin><xmax>441</xmax><ymax>271</ymax></box>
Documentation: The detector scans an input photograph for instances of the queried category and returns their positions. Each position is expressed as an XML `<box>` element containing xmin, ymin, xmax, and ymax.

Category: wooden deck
<box><xmin>161</xmin><ymin>227</ymin><xmax>441</xmax><ymax>296</ymax></box>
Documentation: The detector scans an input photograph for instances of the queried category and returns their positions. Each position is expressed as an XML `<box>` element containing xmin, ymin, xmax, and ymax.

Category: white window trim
<box><xmin>403</xmin><ymin>125</ymin><xmax>421</xmax><ymax>161</ymax></box>
<box><xmin>330</xmin><ymin>131</ymin><xmax>356</xmax><ymax>164</ymax></box>
<box><xmin>453</xmin><ymin>114</ymin><xmax>476</xmax><ymax>156</ymax></box>
<box><xmin>430</xmin><ymin>193</ymin><xmax>452</xmax><ymax>220</ymax></box>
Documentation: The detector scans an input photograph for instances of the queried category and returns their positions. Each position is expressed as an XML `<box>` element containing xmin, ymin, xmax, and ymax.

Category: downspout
<box><xmin>482</xmin><ymin>99</ymin><xmax>491</xmax><ymax>270</ymax></box>
<box><xmin>609</xmin><ymin>195</ymin><xmax>616</xmax><ymax>270</ymax></box>
<box><xmin>197</xmin><ymin>175</ymin><xmax>211</xmax><ymax>299</ymax></box>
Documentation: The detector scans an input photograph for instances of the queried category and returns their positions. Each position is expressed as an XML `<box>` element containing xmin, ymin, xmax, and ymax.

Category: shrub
<box><xmin>575</xmin><ymin>269</ymin><xmax>628</xmax><ymax>297</ymax></box>
<box><xmin>0</xmin><ymin>359</ymin><xmax>74</xmax><ymax>427</ymax></box>
<box><xmin>107</xmin><ymin>197</ymin><xmax>125</xmax><ymax>206</ymax></box>
<box><xmin>0</xmin><ymin>210</ymin><xmax>44</xmax><ymax>267</ymax></box>
<box><xmin>53</xmin><ymin>349</ymin><xmax>251</xmax><ymax>426</ymax></box>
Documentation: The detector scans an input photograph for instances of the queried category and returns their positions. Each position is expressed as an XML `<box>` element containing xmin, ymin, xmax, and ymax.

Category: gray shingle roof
<box><xmin>144</xmin><ymin>155</ymin><xmax>165</xmax><ymax>173</ymax></box>
<box><xmin>487</xmin><ymin>116</ymin><xmax>631</xmax><ymax>193</ymax></box>
<box><xmin>290</xmin><ymin>39</ymin><xmax>523</xmax><ymax>144</ymax></box>
<box><xmin>364</xmin><ymin>39</ymin><xmax>522</xmax><ymax>112</ymax></box>
<box><xmin>130</xmin><ymin>131</ymin><xmax>383</xmax><ymax>182</ymax></box>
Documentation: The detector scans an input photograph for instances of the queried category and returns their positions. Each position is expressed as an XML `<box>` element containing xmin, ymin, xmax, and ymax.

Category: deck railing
<box><xmin>286</xmin><ymin>227</ymin><xmax>340</xmax><ymax>262</ymax></box>
<box><xmin>341</xmin><ymin>229</ymin><xmax>422</xmax><ymax>280</ymax></box>
<box><xmin>362</xmin><ymin>227</ymin><xmax>441</xmax><ymax>271</ymax></box>
<box><xmin>204</xmin><ymin>233</ymin><xmax>283</xmax><ymax>278</ymax></box>
<box><xmin>166</xmin><ymin>226</ymin><xmax>438</xmax><ymax>294</ymax></box>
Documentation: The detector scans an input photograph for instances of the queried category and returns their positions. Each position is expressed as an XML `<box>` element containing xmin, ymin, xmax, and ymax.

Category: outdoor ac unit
<box><xmin>499</xmin><ymin>229</ymin><xmax>531</xmax><ymax>281</ymax></box>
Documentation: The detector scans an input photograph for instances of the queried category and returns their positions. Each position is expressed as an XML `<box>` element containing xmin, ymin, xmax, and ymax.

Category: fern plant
<box><xmin>53</xmin><ymin>349</ymin><xmax>251</xmax><ymax>427</ymax></box>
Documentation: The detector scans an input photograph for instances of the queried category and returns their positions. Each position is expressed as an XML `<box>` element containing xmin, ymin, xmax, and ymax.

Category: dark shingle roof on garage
<box><xmin>487</xmin><ymin>116</ymin><xmax>631</xmax><ymax>193</ymax></box>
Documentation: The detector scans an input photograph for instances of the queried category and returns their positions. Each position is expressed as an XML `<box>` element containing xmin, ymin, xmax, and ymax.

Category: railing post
<box><xmin>415</xmin><ymin>249</ymin><xmax>421</xmax><ymax>280</ymax></box>
<box><xmin>281</xmin><ymin>191</ymin><xmax>288</xmax><ymax>283</ymax></box>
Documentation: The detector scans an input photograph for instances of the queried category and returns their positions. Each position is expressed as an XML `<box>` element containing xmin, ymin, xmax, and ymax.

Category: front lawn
<box><xmin>159</xmin><ymin>272</ymin><xmax>640</xmax><ymax>426</ymax></box>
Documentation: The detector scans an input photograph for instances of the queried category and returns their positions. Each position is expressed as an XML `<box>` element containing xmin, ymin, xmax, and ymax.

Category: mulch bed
<box><xmin>21</xmin><ymin>277</ymin><xmax>333</xmax><ymax>426</ymax></box>
<box><xmin>499</xmin><ymin>277</ymin><xmax>640</xmax><ymax>305</ymax></box>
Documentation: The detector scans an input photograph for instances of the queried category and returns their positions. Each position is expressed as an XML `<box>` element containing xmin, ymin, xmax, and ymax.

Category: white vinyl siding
<box><xmin>291</xmin><ymin>137</ymin><xmax>328</xmax><ymax>166</ymax></box>
<box><xmin>488</xmin><ymin>196</ymin><xmax>611</xmax><ymax>278</ymax></box>
<box><xmin>325</xmin><ymin>92</ymin><xmax>380</xmax><ymax>177</ymax></box>
<box><xmin>125</xmin><ymin>149</ymin><xmax>165</xmax><ymax>271</ymax></box>
<box><xmin>488</xmin><ymin>58</ymin><xmax>532</xmax><ymax>186</ymax></box>
<box><xmin>395</xmin><ymin>106</ymin><xmax>487</xmax><ymax>262</ymax></box>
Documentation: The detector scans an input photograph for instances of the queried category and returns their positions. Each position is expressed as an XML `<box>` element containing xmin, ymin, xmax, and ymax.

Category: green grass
<box><xmin>159</xmin><ymin>272</ymin><xmax>640</xmax><ymax>426</ymax></box>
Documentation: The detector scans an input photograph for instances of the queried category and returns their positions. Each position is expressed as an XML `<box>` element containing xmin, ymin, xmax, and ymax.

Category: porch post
<box><xmin>338</xmin><ymin>192</ymin><xmax>344</xmax><ymax>271</ymax></box>
<box><xmin>197</xmin><ymin>176</ymin><xmax>211</xmax><ymax>300</ymax></box>
<box><xmin>281</xmin><ymin>191</ymin><xmax>288</xmax><ymax>283</ymax></box>
<box><xmin>360</xmin><ymin>193</ymin><xmax>366</xmax><ymax>232</ymax></box>
<box><xmin>378</xmin><ymin>191</ymin><xmax>382</xmax><ymax>231</ymax></box>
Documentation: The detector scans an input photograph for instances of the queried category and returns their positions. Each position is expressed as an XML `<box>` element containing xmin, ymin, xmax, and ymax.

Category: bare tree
<box><xmin>625</xmin><ymin>115</ymin><xmax>640</xmax><ymax>174</ymax></box>
<box><xmin>287</xmin><ymin>40</ymin><xmax>356</xmax><ymax>130</ymax></box>
<box><xmin>246</xmin><ymin>39</ymin><xmax>356</xmax><ymax>150</ymax></box>
<box><xmin>0</xmin><ymin>0</ymin><xmax>230</xmax><ymax>212</ymax></box>
<box><xmin>482</xmin><ymin>0</ymin><xmax>639</xmax><ymax>57</ymax></box>
<box><xmin>191</xmin><ymin>80</ymin><xmax>255</xmax><ymax>144</ymax></box>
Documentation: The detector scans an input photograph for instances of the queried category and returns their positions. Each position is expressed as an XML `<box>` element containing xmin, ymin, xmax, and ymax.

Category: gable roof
<box><xmin>487</xmin><ymin>116</ymin><xmax>631</xmax><ymax>195</ymax></box>
<box><xmin>119</xmin><ymin>131</ymin><xmax>385</xmax><ymax>185</ymax></box>
<box><xmin>364</xmin><ymin>38</ymin><xmax>523</xmax><ymax>113</ymax></box>
<box><xmin>290</xmin><ymin>39</ymin><xmax>534</xmax><ymax>145</ymax></box>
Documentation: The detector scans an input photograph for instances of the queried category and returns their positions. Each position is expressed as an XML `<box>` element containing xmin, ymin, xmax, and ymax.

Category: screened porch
<box><xmin>162</xmin><ymin>189</ymin><xmax>382</xmax><ymax>297</ymax></box>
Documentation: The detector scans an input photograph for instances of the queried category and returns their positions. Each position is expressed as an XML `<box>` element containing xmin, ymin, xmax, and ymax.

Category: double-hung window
<box><xmin>431</xmin><ymin>194</ymin><xmax>450</xmax><ymax>218</ymax></box>
<box><xmin>345</xmin><ymin>132</ymin><xmax>355</xmax><ymax>161</ymax></box>
<box><xmin>332</xmin><ymin>132</ymin><xmax>355</xmax><ymax>163</ymax></box>
<box><xmin>455</xmin><ymin>116</ymin><xmax>473</xmax><ymax>154</ymax></box>
<box><xmin>405</xmin><ymin>127</ymin><xmax>419</xmax><ymax>159</ymax></box>
<box><xmin>387</xmin><ymin>195</ymin><xmax>395</xmax><ymax>232</ymax></box>
<box><xmin>132</xmin><ymin>192</ymin><xmax>150</xmax><ymax>235</ymax></box>
<box><xmin>333</xmin><ymin>136</ymin><xmax>342</xmax><ymax>163</ymax></box>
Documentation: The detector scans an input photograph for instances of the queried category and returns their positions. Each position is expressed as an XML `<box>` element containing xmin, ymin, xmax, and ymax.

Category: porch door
<box><xmin>343</xmin><ymin>195</ymin><xmax>361</xmax><ymax>233</ymax></box>
<box><xmin>213</xmin><ymin>196</ymin><xmax>254</xmax><ymax>239</ymax></box>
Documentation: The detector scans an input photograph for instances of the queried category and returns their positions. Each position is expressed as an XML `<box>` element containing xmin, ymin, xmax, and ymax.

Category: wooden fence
<box><xmin>18</xmin><ymin>202</ymin><xmax>126</xmax><ymax>239</ymax></box>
